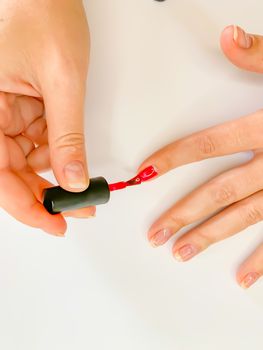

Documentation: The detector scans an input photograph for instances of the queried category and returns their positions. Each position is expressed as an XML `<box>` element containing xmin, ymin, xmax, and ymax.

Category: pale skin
<box><xmin>0</xmin><ymin>0</ymin><xmax>95</xmax><ymax>237</ymax></box>
<box><xmin>140</xmin><ymin>26</ymin><xmax>263</xmax><ymax>289</ymax></box>
<box><xmin>1</xmin><ymin>3</ymin><xmax>262</xmax><ymax>288</ymax></box>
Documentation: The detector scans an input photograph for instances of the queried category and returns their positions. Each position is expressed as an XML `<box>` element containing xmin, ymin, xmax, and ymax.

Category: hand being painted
<box><xmin>0</xmin><ymin>0</ymin><xmax>94</xmax><ymax>236</ymax></box>
<box><xmin>140</xmin><ymin>26</ymin><xmax>263</xmax><ymax>289</ymax></box>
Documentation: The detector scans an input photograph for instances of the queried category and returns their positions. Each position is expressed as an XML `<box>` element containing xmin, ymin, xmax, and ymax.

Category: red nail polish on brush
<box><xmin>43</xmin><ymin>166</ymin><xmax>158</xmax><ymax>215</ymax></box>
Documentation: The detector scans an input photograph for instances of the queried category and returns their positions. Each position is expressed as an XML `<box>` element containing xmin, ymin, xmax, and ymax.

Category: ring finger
<box><xmin>237</xmin><ymin>243</ymin><xmax>263</xmax><ymax>289</ymax></box>
<box><xmin>149</xmin><ymin>153</ymin><xmax>263</xmax><ymax>247</ymax></box>
<box><xmin>170</xmin><ymin>191</ymin><xmax>263</xmax><ymax>285</ymax></box>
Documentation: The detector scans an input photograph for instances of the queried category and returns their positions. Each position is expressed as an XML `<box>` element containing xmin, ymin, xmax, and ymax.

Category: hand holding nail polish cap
<box><xmin>0</xmin><ymin>0</ymin><xmax>93</xmax><ymax>236</ymax></box>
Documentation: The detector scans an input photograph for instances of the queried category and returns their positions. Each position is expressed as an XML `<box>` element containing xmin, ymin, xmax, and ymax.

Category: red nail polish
<box><xmin>109</xmin><ymin>166</ymin><xmax>158</xmax><ymax>192</ymax></box>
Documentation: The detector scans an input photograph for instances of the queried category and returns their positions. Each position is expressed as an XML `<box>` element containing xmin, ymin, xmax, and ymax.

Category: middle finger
<box><xmin>149</xmin><ymin>153</ymin><xmax>263</xmax><ymax>247</ymax></box>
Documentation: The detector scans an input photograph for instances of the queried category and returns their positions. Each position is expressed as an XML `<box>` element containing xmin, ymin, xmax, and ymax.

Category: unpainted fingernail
<box><xmin>64</xmin><ymin>161</ymin><xmax>88</xmax><ymax>190</ymax></box>
<box><xmin>240</xmin><ymin>272</ymin><xmax>260</xmax><ymax>289</ymax></box>
<box><xmin>174</xmin><ymin>244</ymin><xmax>199</xmax><ymax>262</ymax></box>
<box><xmin>86</xmin><ymin>213</ymin><xmax>96</xmax><ymax>218</ymax></box>
<box><xmin>74</xmin><ymin>214</ymin><xmax>96</xmax><ymax>219</ymax></box>
<box><xmin>44</xmin><ymin>230</ymin><xmax>65</xmax><ymax>237</ymax></box>
<box><xmin>150</xmin><ymin>228</ymin><xmax>172</xmax><ymax>247</ymax></box>
<box><xmin>233</xmin><ymin>25</ymin><xmax>253</xmax><ymax>49</ymax></box>
<box><xmin>55</xmin><ymin>232</ymin><xmax>65</xmax><ymax>237</ymax></box>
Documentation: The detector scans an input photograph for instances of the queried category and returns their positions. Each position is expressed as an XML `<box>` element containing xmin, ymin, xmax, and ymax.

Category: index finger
<box><xmin>139</xmin><ymin>110</ymin><xmax>263</xmax><ymax>175</ymax></box>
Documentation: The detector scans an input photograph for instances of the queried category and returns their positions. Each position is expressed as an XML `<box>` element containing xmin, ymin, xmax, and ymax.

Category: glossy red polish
<box><xmin>109</xmin><ymin>166</ymin><xmax>158</xmax><ymax>192</ymax></box>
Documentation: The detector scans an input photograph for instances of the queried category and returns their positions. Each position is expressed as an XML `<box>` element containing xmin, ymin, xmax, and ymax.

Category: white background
<box><xmin>0</xmin><ymin>0</ymin><xmax>263</xmax><ymax>349</ymax></box>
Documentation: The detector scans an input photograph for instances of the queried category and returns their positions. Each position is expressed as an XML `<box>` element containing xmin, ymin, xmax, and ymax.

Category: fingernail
<box><xmin>74</xmin><ymin>214</ymin><xmax>96</xmax><ymax>219</ymax></box>
<box><xmin>44</xmin><ymin>230</ymin><xmax>65</xmax><ymax>237</ymax></box>
<box><xmin>240</xmin><ymin>272</ymin><xmax>260</xmax><ymax>289</ymax></box>
<box><xmin>139</xmin><ymin>165</ymin><xmax>159</xmax><ymax>181</ymax></box>
<box><xmin>174</xmin><ymin>244</ymin><xmax>198</xmax><ymax>262</ymax></box>
<box><xmin>55</xmin><ymin>232</ymin><xmax>65</xmax><ymax>237</ymax></box>
<box><xmin>233</xmin><ymin>25</ymin><xmax>253</xmax><ymax>49</ymax></box>
<box><xmin>150</xmin><ymin>228</ymin><xmax>172</xmax><ymax>247</ymax></box>
<box><xmin>64</xmin><ymin>161</ymin><xmax>88</xmax><ymax>189</ymax></box>
<box><xmin>86</xmin><ymin>213</ymin><xmax>96</xmax><ymax>218</ymax></box>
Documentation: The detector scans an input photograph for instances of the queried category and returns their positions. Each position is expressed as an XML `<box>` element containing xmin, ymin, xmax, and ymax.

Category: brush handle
<box><xmin>43</xmin><ymin>177</ymin><xmax>110</xmax><ymax>215</ymax></box>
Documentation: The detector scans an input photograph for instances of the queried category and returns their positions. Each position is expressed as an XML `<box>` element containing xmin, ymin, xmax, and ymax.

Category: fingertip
<box><xmin>137</xmin><ymin>161</ymin><xmax>151</xmax><ymax>174</ymax></box>
<box><xmin>59</xmin><ymin>160</ymin><xmax>90</xmax><ymax>193</ymax></box>
<box><xmin>236</xmin><ymin>273</ymin><xmax>244</xmax><ymax>288</ymax></box>
<box><xmin>147</xmin><ymin>221</ymin><xmax>161</xmax><ymax>245</ymax></box>
<box><xmin>60</xmin><ymin>182</ymin><xmax>90</xmax><ymax>193</ymax></box>
<box><xmin>147</xmin><ymin>227</ymin><xmax>155</xmax><ymax>242</ymax></box>
<box><xmin>236</xmin><ymin>270</ymin><xmax>261</xmax><ymax>289</ymax></box>
<box><xmin>27</xmin><ymin>208</ymin><xmax>67</xmax><ymax>237</ymax></box>
<box><xmin>221</xmin><ymin>24</ymin><xmax>253</xmax><ymax>51</ymax></box>
<box><xmin>220</xmin><ymin>25</ymin><xmax>263</xmax><ymax>73</ymax></box>
<box><xmin>43</xmin><ymin>229</ymin><xmax>66</xmax><ymax>238</ymax></box>
<box><xmin>63</xmin><ymin>206</ymin><xmax>96</xmax><ymax>218</ymax></box>
<box><xmin>220</xmin><ymin>25</ymin><xmax>235</xmax><ymax>53</ymax></box>
<box><xmin>138</xmin><ymin>142</ymin><xmax>182</xmax><ymax>176</ymax></box>
<box><xmin>36</xmin><ymin>203</ymin><xmax>67</xmax><ymax>236</ymax></box>
<box><xmin>138</xmin><ymin>161</ymin><xmax>163</xmax><ymax>180</ymax></box>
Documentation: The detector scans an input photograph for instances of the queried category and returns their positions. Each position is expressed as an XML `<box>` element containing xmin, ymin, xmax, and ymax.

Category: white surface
<box><xmin>1</xmin><ymin>0</ymin><xmax>263</xmax><ymax>349</ymax></box>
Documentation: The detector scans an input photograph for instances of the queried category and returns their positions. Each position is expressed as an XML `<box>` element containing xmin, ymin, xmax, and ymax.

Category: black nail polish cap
<box><xmin>43</xmin><ymin>177</ymin><xmax>110</xmax><ymax>215</ymax></box>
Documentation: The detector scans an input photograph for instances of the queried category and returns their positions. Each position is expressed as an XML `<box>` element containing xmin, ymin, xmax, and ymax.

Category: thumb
<box><xmin>220</xmin><ymin>25</ymin><xmax>263</xmax><ymax>73</ymax></box>
<box><xmin>42</xmin><ymin>76</ymin><xmax>89</xmax><ymax>192</ymax></box>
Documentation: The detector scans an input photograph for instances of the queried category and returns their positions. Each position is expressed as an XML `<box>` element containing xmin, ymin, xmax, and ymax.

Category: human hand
<box><xmin>140</xmin><ymin>26</ymin><xmax>263</xmax><ymax>288</ymax></box>
<box><xmin>0</xmin><ymin>0</ymin><xmax>94</xmax><ymax>235</ymax></box>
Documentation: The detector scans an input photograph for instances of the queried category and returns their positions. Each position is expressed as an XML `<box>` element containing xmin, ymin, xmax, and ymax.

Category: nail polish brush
<box><xmin>43</xmin><ymin>166</ymin><xmax>157</xmax><ymax>215</ymax></box>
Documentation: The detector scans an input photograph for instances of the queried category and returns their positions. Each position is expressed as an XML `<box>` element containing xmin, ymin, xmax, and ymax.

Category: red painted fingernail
<box><xmin>109</xmin><ymin>165</ymin><xmax>158</xmax><ymax>191</ymax></box>
<box><xmin>240</xmin><ymin>272</ymin><xmax>260</xmax><ymax>289</ymax></box>
<box><xmin>174</xmin><ymin>244</ymin><xmax>199</xmax><ymax>262</ymax></box>
<box><xmin>138</xmin><ymin>166</ymin><xmax>158</xmax><ymax>181</ymax></box>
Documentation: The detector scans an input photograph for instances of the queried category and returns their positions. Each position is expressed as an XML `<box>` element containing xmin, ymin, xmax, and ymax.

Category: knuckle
<box><xmin>169</xmin><ymin>213</ymin><xmax>186</xmax><ymax>229</ymax></box>
<box><xmin>234</xmin><ymin>128</ymin><xmax>244</xmax><ymax>148</ymax></box>
<box><xmin>55</xmin><ymin>50</ymin><xmax>87</xmax><ymax>77</ymax></box>
<box><xmin>54</xmin><ymin>132</ymin><xmax>85</xmax><ymax>153</ymax></box>
<box><xmin>212</xmin><ymin>183</ymin><xmax>236</xmax><ymax>206</ymax></box>
<box><xmin>195</xmin><ymin>134</ymin><xmax>216</xmax><ymax>157</ymax></box>
<box><xmin>45</xmin><ymin>49</ymin><xmax>87</xmax><ymax>91</ymax></box>
<box><xmin>239</xmin><ymin>204</ymin><xmax>263</xmax><ymax>226</ymax></box>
